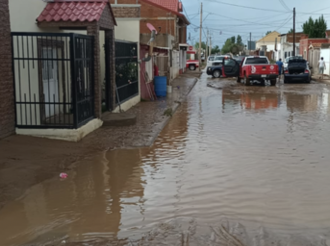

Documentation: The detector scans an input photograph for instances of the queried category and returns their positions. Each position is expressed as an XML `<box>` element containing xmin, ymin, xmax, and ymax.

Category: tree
<box><xmin>221</xmin><ymin>38</ymin><xmax>233</xmax><ymax>54</ymax></box>
<box><xmin>194</xmin><ymin>41</ymin><xmax>206</xmax><ymax>50</ymax></box>
<box><xmin>236</xmin><ymin>35</ymin><xmax>244</xmax><ymax>46</ymax></box>
<box><xmin>288</xmin><ymin>28</ymin><xmax>293</xmax><ymax>33</ymax></box>
<box><xmin>220</xmin><ymin>35</ymin><xmax>245</xmax><ymax>55</ymax></box>
<box><xmin>211</xmin><ymin>45</ymin><xmax>220</xmax><ymax>54</ymax></box>
<box><xmin>302</xmin><ymin>15</ymin><xmax>327</xmax><ymax>38</ymax></box>
<box><xmin>266</xmin><ymin>31</ymin><xmax>273</xmax><ymax>35</ymax></box>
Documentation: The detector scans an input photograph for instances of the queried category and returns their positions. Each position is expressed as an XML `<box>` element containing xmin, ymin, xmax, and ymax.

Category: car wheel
<box><xmin>213</xmin><ymin>70</ymin><xmax>221</xmax><ymax>78</ymax></box>
<box><xmin>270</xmin><ymin>79</ymin><xmax>276</xmax><ymax>86</ymax></box>
<box><xmin>244</xmin><ymin>74</ymin><xmax>250</xmax><ymax>86</ymax></box>
<box><xmin>236</xmin><ymin>77</ymin><xmax>241</xmax><ymax>83</ymax></box>
<box><xmin>189</xmin><ymin>64</ymin><xmax>196</xmax><ymax>71</ymax></box>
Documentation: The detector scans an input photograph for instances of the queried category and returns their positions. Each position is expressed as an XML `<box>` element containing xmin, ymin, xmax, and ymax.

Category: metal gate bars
<box><xmin>11</xmin><ymin>32</ymin><xmax>95</xmax><ymax>129</ymax></box>
<box><xmin>115</xmin><ymin>41</ymin><xmax>139</xmax><ymax>104</ymax></box>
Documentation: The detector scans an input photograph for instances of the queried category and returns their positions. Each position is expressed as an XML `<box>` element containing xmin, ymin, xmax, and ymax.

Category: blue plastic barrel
<box><xmin>154</xmin><ymin>76</ymin><xmax>167</xmax><ymax>97</ymax></box>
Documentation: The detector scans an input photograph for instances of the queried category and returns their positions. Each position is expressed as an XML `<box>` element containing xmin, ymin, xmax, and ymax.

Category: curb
<box><xmin>146</xmin><ymin>77</ymin><xmax>199</xmax><ymax>147</ymax></box>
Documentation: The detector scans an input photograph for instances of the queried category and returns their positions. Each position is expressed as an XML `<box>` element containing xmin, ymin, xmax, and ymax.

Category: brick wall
<box><xmin>299</xmin><ymin>38</ymin><xmax>330</xmax><ymax>58</ymax></box>
<box><xmin>110</xmin><ymin>0</ymin><xmax>138</xmax><ymax>4</ymax></box>
<box><xmin>0</xmin><ymin>0</ymin><xmax>15</xmax><ymax>139</ymax></box>
<box><xmin>140</xmin><ymin>1</ymin><xmax>176</xmax><ymax>36</ymax></box>
<box><xmin>112</xmin><ymin>7</ymin><xmax>140</xmax><ymax>18</ymax></box>
<box><xmin>111</xmin><ymin>0</ymin><xmax>188</xmax><ymax>43</ymax></box>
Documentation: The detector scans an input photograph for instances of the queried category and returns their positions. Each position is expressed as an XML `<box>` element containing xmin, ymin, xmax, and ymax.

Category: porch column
<box><xmin>105</xmin><ymin>29</ymin><xmax>116</xmax><ymax>110</ymax></box>
<box><xmin>87</xmin><ymin>25</ymin><xmax>102</xmax><ymax>118</ymax></box>
<box><xmin>0</xmin><ymin>0</ymin><xmax>15</xmax><ymax>139</ymax></box>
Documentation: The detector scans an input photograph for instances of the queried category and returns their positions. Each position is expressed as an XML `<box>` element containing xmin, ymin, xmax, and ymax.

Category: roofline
<box><xmin>140</xmin><ymin>0</ymin><xmax>190</xmax><ymax>25</ymax></box>
<box><xmin>108</xmin><ymin>0</ymin><xmax>117</xmax><ymax>26</ymax></box>
<box><xmin>256</xmin><ymin>31</ymin><xmax>281</xmax><ymax>43</ymax></box>
<box><xmin>279</xmin><ymin>32</ymin><xmax>304</xmax><ymax>37</ymax></box>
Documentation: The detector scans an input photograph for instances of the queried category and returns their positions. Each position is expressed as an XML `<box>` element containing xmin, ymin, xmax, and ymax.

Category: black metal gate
<box><xmin>115</xmin><ymin>41</ymin><xmax>139</xmax><ymax>104</ymax></box>
<box><xmin>11</xmin><ymin>32</ymin><xmax>95</xmax><ymax>129</ymax></box>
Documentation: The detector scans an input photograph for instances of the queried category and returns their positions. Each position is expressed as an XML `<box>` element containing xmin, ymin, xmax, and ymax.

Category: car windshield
<box><xmin>234</xmin><ymin>56</ymin><xmax>245</xmax><ymax>62</ymax></box>
<box><xmin>214</xmin><ymin>57</ymin><xmax>224</xmax><ymax>61</ymax></box>
<box><xmin>286</xmin><ymin>56</ymin><xmax>303</xmax><ymax>63</ymax></box>
<box><xmin>208</xmin><ymin>57</ymin><xmax>215</xmax><ymax>61</ymax></box>
<box><xmin>245</xmin><ymin>57</ymin><xmax>268</xmax><ymax>64</ymax></box>
<box><xmin>288</xmin><ymin>59</ymin><xmax>306</xmax><ymax>63</ymax></box>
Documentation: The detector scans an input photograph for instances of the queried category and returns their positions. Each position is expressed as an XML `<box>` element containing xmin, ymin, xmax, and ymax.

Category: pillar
<box><xmin>0</xmin><ymin>0</ymin><xmax>15</xmax><ymax>139</ymax></box>
<box><xmin>104</xmin><ymin>29</ymin><xmax>116</xmax><ymax>111</ymax></box>
<box><xmin>87</xmin><ymin>25</ymin><xmax>102</xmax><ymax>118</ymax></box>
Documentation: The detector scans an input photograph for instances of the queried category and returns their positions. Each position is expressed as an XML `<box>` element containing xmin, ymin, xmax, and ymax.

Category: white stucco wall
<box><xmin>256</xmin><ymin>41</ymin><xmax>282</xmax><ymax>60</ymax></box>
<box><xmin>10</xmin><ymin>0</ymin><xmax>62</xmax><ymax>32</ymax></box>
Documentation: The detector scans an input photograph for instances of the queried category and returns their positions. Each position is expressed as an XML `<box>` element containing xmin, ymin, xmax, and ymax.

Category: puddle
<box><xmin>2</xmin><ymin>75</ymin><xmax>330</xmax><ymax>245</ymax></box>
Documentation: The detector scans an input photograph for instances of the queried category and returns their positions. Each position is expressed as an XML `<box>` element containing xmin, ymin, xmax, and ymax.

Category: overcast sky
<box><xmin>181</xmin><ymin>0</ymin><xmax>330</xmax><ymax>47</ymax></box>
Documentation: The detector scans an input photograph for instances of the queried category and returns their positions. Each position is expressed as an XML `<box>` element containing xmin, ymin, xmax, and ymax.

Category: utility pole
<box><xmin>206</xmin><ymin>29</ymin><xmax>209</xmax><ymax>59</ymax></box>
<box><xmin>199</xmin><ymin>2</ymin><xmax>203</xmax><ymax>71</ymax></box>
<box><xmin>249</xmin><ymin>32</ymin><xmax>252</xmax><ymax>51</ymax></box>
<box><xmin>210</xmin><ymin>36</ymin><xmax>212</xmax><ymax>55</ymax></box>
<box><xmin>293</xmin><ymin>7</ymin><xmax>296</xmax><ymax>56</ymax></box>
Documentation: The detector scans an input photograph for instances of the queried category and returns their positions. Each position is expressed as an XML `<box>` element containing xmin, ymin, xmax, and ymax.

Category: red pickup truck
<box><xmin>206</xmin><ymin>56</ymin><xmax>278</xmax><ymax>86</ymax></box>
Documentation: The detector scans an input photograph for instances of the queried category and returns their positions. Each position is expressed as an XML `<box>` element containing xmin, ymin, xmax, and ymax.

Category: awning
<box><xmin>37</xmin><ymin>0</ymin><xmax>117</xmax><ymax>25</ymax></box>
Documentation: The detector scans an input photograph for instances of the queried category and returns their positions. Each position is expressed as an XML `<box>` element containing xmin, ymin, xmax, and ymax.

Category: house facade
<box><xmin>110</xmin><ymin>0</ymin><xmax>189</xmax><ymax>101</ymax></box>
<box><xmin>108</xmin><ymin>2</ymin><xmax>141</xmax><ymax>111</ymax></box>
<box><xmin>256</xmin><ymin>31</ymin><xmax>281</xmax><ymax>61</ymax></box>
<box><xmin>299</xmin><ymin>32</ymin><xmax>330</xmax><ymax>74</ymax></box>
<box><xmin>139</xmin><ymin>0</ymin><xmax>189</xmax><ymax>80</ymax></box>
<box><xmin>0</xmin><ymin>0</ymin><xmax>15</xmax><ymax>139</ymax></box>
<box><xmin>279</xmin><ymin>33</ymin><xmax>302</xmax><ymax>61</ymax></box>
<box><xmin>7</xmin><ymin>0</ymin><xmax>117</xmax><ymax>141</ymax></box>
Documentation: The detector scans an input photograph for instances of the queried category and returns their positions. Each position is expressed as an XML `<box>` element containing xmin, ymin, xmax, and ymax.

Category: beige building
<box><xmin>256</xmin><ymin>31</ymin><xmax>281</xmax><ymax>60</ymax></box>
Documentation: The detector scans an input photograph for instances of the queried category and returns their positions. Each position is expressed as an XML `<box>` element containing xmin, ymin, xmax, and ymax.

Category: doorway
<box><xmin>41</xmin><ymin>47</ymin><xmax>60</xmax><ymax>118</ymax></box>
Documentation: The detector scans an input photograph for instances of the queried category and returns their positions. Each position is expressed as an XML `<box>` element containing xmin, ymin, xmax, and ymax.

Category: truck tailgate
<box><xmin>250</xmin><ymin>65</ymin><xmax>278</xmax><ymax>75</ymax></box>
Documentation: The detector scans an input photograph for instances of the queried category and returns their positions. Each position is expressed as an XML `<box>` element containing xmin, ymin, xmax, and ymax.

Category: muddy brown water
<box><xmin>2</xmin><ymin>75</ymin><xmax>330</xmax><ymax>245</ymax></box>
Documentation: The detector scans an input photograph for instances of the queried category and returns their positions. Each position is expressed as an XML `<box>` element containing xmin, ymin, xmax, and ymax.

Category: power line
<box><xmin>204</xmin><ymin>12</ymin><xmax>288</xmax><ymax>28</ymax></box>
<box><xmin>278</xmin><ymin>0</ymin><xmax>290</xmax><ymax>11</ymax></box>
<box><xmin>204</xmin><ymin>0</ymin><xmax>289</xmax><ymax>13</ymax></box>
<box><xmin>204</xmin><ymin>0</ymin><xmax>330</xmax><ymax>16</ymax></box>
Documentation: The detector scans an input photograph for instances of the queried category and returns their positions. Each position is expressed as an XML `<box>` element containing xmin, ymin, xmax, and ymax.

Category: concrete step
<box><xmin>102</xmin><ymin>112</ymin><xmax>137</xmax><ymax>127</ymax></box>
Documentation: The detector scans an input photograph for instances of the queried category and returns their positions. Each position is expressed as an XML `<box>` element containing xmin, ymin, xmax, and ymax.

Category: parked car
<box><xmin>284</xmin><ymin>58</ymin><xmax>311</xmax><ymax>83</ymax></box>
<box><xmin>284</xmin><ymin>56</ymin><xmax>304</xmax><ymax>69</ymax></box>
<box><xmin>207</xmin><ymin>55</ymin><xmax>215</xmax><ymax>67</ymax></box>
<box><xmin>210</xmin><ymin>55</ymin><xmax>230</xmax><ymax>66</ymax></box>
<box><xmin>186</xmin><ymin>59</ymin><xmax>199</xmax><ymax>71</ymax></box>
<box><xmin>206</xmin><ymin>56</ymin><xmax>278</xmax><ymax>86</ymax></box>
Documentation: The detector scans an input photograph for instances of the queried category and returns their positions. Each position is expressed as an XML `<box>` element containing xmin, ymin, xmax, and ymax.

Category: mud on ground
<box><xmin>0</xmin><ymin>73</ymin><xmax>199</xmax><ymax>210</ymax></box>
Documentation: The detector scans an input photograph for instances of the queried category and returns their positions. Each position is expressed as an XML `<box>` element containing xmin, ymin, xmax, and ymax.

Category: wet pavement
<box><xmin>0</xmin><ymin>73</ymin><xmax>198</xmax><ymax>212</ymax></box>
<box><xmin>3</xmin><ymin>72</ymin><xmax>330</xmax><ymax>245</ymax></box>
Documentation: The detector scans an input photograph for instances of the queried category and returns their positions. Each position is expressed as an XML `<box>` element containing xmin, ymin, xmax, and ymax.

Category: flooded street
<box><xmin>3</xmin><ymin>74</ymin><xmax>330</xmax><ymax>245</ymax></box>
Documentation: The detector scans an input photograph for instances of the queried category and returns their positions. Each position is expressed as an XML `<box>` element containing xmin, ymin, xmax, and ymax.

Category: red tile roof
<box><xmin>37</xmin><ymin>1</ymin><xmax>108</xmax><ymax>23</ymax></box>
<box><xmin>147</xmin><ymin>0</ymin><xmax>179</xmax><ymax>13</ymax></box>
<box><xmin>141</xmin><ymin>0</ymin><xmax>189</xmax><ymax>24</ymax></box>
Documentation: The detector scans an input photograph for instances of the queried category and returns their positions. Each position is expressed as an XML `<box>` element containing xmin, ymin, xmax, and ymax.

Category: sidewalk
<box><xmin>0</xmin><ymin>73</ymin><xmax>200</xmax><ymax>209</ymax></box>
<box><xmin>312</xmin><ymin>75</ymin><xmax>330</xmax><ymax>83</ymax></box>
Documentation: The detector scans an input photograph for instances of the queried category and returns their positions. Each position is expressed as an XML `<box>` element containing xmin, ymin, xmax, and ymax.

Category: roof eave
<box><xmin>107</xmin><ymin>0</ymin><xmax>117</xmax><ymax>26</ymax></box>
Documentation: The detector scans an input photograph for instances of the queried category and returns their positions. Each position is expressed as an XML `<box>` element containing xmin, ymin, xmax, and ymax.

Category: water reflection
<box><xmin>3</xmin><ymin>79</ymin><xmax>330</xmax><ymax>245</ymax></box>
<box><xmin>222</xmin><ymin>89</ymin><xmax>280</xmax><ymax>111</ymax></box>
<box><xmin>284</xmin><ymin>92</ymin><xmax>319</xmax><ymax>112</ymax></box>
